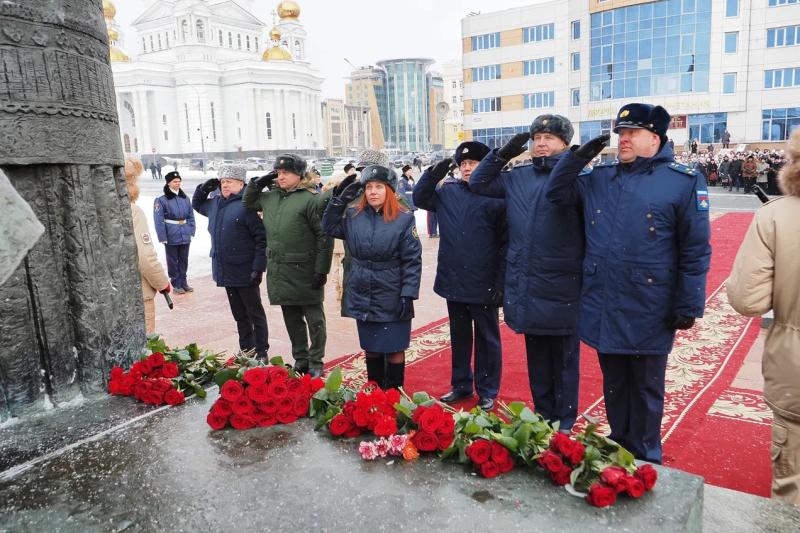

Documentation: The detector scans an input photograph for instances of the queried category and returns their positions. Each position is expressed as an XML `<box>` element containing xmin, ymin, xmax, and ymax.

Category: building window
<box><xmin>238</xmin><ymin>127</ymin><xmax>242</xmax><ymax>140</ymax></box>
<box><xmin>580</xmin><ymin>120</ymin><xmax>612</xmax><ymax>144</ymax></box>
<box><xmin>163</xmin><ymin>131</ymin><xmax>169</xmax><ymax>141</ymax></box>
<box><xmin>725</xmin><ymin>0</ymin><xmax>739</xmax><ymax>17</ymax></box>
<box><xmin>219</xmin><ymin>30</ymin><xmax>223</xmax><ymax>46</ymax></box>
<box><xmin>123</xmin><ymin>133</ymin><xmax>131</xmax><ymax>152</ymax></box>
<box><xmin>196</xmin><ymin>20</ymin><xmax>205</xmax><ymax>42</ymax></box>
<box><xmin>228</xmin><ymin>32</ymin><xmax>233</xmax><ymax>47</ymax></box>
<box><xmin>459</xmin><ymin>81</ymin><xmax>463</xmax><ymax>88</ymax></box>
<box><xmin>157</xmin><ymin>34</ymin><xmax>162</xmax><ymax>49</ymax></box>
<box><xmin>767</xmin><ymin>26</ymin><xmax>800</xmax><ymax>48</ymax></box>
<box><xmin>210</xmin><ymin>102</ymin><xmax>217</xmax><ymax>141</ymax></box>
<box><xmin>292</xmin><ymin>113</ymin><xmax>297</xmax><ymax>140</ymax></box>
<box><xmin>255</xmin><ymin>37</ymin><xmax>259</xmax><ymax>50</ymax></box>
<box><xmin>523</xmin><ymin>57</ymin><xmax>555</xmax><ymax>76</ymax></box>
<box><xmin>589</xmin><ymin>0</ymin><xmax>711</xmax><ymax>101</ymax></box>
<box><xmin>523</xmin><ymin>23</ymin><xmax>555</xmax><ymax>43</ymax></box>
<box><xmin>471</xmin><ymin>32</ymin><xmax>500</xmax><ymax>51</ymax></box>
<box><xmin>472</xmin><ymin>125</ymin><xmax>529</xmax><ymax>149</ymax></box>
<box><xmin>571</xmin><ymin>52</ymin><xmax>580</xmax><ymax>71</ymax></box>
<box><xmin>149</xmin><ymin>35</ymin><xmax>154</xmax><ymax>50</ymax></box>
<box><xmin>473</xmin><ymin>97</ymin><xmax>501</xmax><ymax>113</ymax></box>
<box><xmin>724</xmin><ymin>32</ymin><xmax>738</xmax><ymax>53</ymax></box>
<box><xmin>451</xmin><ymin>81</ymin><xmax>456</xmax><ymax>88</ymax></box>
<box><xmin>236</xmin><ymin>112</ymin><xmax>240</xmax><ymax>121</ymax></box>
<box><xmin>123</xmin><ymin>101</ymin><xmax>135</xmax><ymax>127</ymax></box>
<box><xmin>237</xmin><ymin>34</ymin><xmax>242</xmax><ymax>49</ymax></box>
<box><xmin>769</xmin><ymin>0</ymin><xmax>800</xmax><ymax>5</ymax></box>
<box><xmin>571</xmin><ymin>20</ymin><xmax>581</xmax><ymax>40</ymax></box>
<box><xmin>141</xmin><ymin>37</ymin><xmax>146</xmax><ymax>52</ymax></box>
<box><xmin>181</xmin><ymin>20</ymin><xmax>188</xmax><ymax>42</ymax></box>
<box><xmin>765</xmin><ymin>67</ymin><xmax>800</xmax><ymax>88</ymax></box>
<box><xmin>722</xmin><ymin>72</ymin><xmax>737</xmax><ymax>94</ymax></box>
<box><xmin>688</xmin><ymin>113</ymin><xmax>727</xmax><ymax>143</ymax></box>
<box><xmin>162</xmin><ymin>114</ymin><xmax>167</xmax><ymax>125</ymax></box>
<box><xmin>472</xmin><ymin>65</ymin><xmax>501</xmax><ymax>82</ymax></box>
<box><xmin>762</xmin><ymin>108</ymin><xmax>800</xmax><ymax>140</ymax></box>
<box><xmin>524</xmin><ymin>91</ymin><xmax>555</xmax><ymax>109</ymax></box>
<box><xmin>184</xmin><ymin>103</ymin><xmax>191</xmax><ymax>142</ymax></box>
<box><xmin>246</xmin><ymin>35</ymin><xmax>251</xmax><ymax>50</ymax></box>
<box><xmin>452</xmin><ymin>96</ymin><xmax>457</xmax><ymax>103</ymax></box>
<box><xmin>166</xmin><ymin>33</ymin><xmax>170</xmax><ymax>47</ymax></box>
<box><xmin>265</xmin><ymin>113</ymin><xmax>272</xmax><ymax>140</ymax></box>
<box><xmin>571</xmin><ymin>88</ymin><xmax>580</xmax><ymax>106</ymax></box>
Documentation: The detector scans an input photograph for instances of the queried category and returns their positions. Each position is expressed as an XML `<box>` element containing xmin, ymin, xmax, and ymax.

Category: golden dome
<box><xmin>107</xmin><ymin>27</ymin><xmax>119</xmax><ymax>42</ymax></box>
<box><xmin>262</xmin><ymin>45</ymin><xmax>292</xmax><ymax>61</ymax></box>
<box><xmin>102</xmin><ymin>0</ymin><xmax>116</xmax><ymax>19</ymax></box>
<box><xmin>110</xmin><ymin>46</ymin><xmax>130</xmax><ymax>63</ymax></box>
<box><xmin>269</xmin><ymin>26</ymin><xmax>282</xmax><ymax>40</ymax></box>
<box><xmin>277</xmin><ymin>1</ymin><xmax>300</xmax><ymax>19</ymax></box>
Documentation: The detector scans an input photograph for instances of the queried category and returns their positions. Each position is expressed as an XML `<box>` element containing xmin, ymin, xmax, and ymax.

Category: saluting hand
<box><xmin>337</xmin><ymin>181</ymin><xmax>363</xmax><ymax>205</ymax></box>
<box><xmin>497</xmin><ymin>132</ymin><xmax>531</xmax><ymax>161</ymax></box>
<box><xmin>252</xmin><ymin>171</ymin><xmax>277</xmax><ymax>190</ymax></box>
<box><xmin>430</xmin><ymin>158</ymin><xmax>453</xmax><ymax>182</ymax></box>
<box><xmin>201</xmin><ymin>178</ymin><xmax>220</xmax><ymax>193</ymax></box>
<box><xmin>333</xmin><ymin>174</ymin><xmax>357</xmax><ymax>196</ymax></box>
<box><xmin>575</xmin><ymin>133</ymin><xmax>610</xmax><ymax>161</ymax></box>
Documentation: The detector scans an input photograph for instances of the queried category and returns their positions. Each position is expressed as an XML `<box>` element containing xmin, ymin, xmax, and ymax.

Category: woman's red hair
<box><xmin>354</xmin><ymin>185</ymin><xmax>405</xmax><ymax>222</ymax></box>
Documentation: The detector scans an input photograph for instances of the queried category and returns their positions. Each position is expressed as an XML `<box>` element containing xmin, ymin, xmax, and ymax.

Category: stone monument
<box><xmin>0</xmin><ymin>0</ymin><xmax>144</xmax><ymax>418</ymax></box>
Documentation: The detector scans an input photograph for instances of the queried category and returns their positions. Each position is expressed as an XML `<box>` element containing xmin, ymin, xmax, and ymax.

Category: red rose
<box><xmin>256</xmin><ymin>415</ymin><xmax>277</xmax><ymax>428</ymax></box>
<box><xmin>587</xmin><ymin>482</ymin><xmax>617</xmax><ymax>507</ymax></box>
<box><xmin>550</xmin><ymin>464</ymin><xmax>572</xmax><ymax>486</ymax></box>
<box><xmin>149</xmin><ymin>352</ymin><xmax>165</xmax><ymax>367</ymax></box>
<box><xmin>207</xmin><ymin>412</ymin><xmax>228</xmax><ymax>430</ymax></box>
<box><xmin>278</xmin><ymin>397</ymin><xmax>294</xmax><ymax>414</ymax></box>
<box><xmin>231</xmin><ymin>397</ymin><xmax>255</xmax><ymax>415</ymax></box>
<box><xmin>165</xmin><ymin>388</ymin><xmax>185</xmax><ymax>406</ymax></box>
<box><xmin>277</xmin><ymin>412</ymin><xmax>298</xmax><ymax>424</ymax></box>
<box><xmin>147</xmin><ymin>391</ymin><xmax>165</xmax><ymax>405</ymax></box>
<box><xmin>293</xmin><ymin>397</ymin><xmax>310</xmax><ymax>417</ymax></box>
<box><xmin>110</xmin><ymin>366</ymin><xmax>125</xmax><ymax>380</ymax></box>
<box><xmin>309</xmin><ymin>377</ymin><xmax>325</xmax><ymax>394</ymax></box>
<box><xmin>246</xmin><ymin>384</ymin><xmax>270</xmax><ymax>403</ymax></box>
<box><xmin>329</xmin><ymin>414</ymin><xmax>354</xmax><ymax>436</ymax></box>
<box><xmin>161</xmin><ymin>362</ymin><xmax>180</xmax><ymax>379</ymax></box>
<box><xmin>286</xmin><ymin>378</ymin><xmax>304</xmax><ymax>396</ymax></box>
<box><xmin>568</xmin><ymin>440</ymin><xmax>585</xmax><ymax>465</ymax></box>
<box><xmin>220</xmin><ymin>380</ymin><xmax>244</xmax><ymax>402</ymax></box>
<box><xmin>385</xmin><ymin>389</ymin><xmax>401</xmax><ymax>405</ymax></box>
<box><xmin>437</xmin><ymin>431</ymin><xmax>455</xmax><ymax>450</ymax></box>
<box><xmin>374</xmin><ymin>416</ymin><xmax>398</xmax><ymax>437</ymax></box>
<box><xmin>624</xmin><ymin>475</ymin><xmax>645</xmax><ymax>498</ymax></box>
<box><xmin>600</xmin><ymin>466</ymin><xmax>628</xmax><ymax>492</ymax></box>
<box><xmin>550</xmin><ymin>432</ymin><xmax>574</xmax><ymax>457</ymax></box>
<box><xmin>269</xmin><ymin>381</ymin><xmax>289</xmax><ymax>399</ymax></box>
<box><xmin>538</xmin><ymin>450</ymin><xmax>565</xmax><ymax>474</ymax></box>
<box><xmin>266</xmin><ymin>366</ymin><xmax>289</xmax><ymax>383</ymax></box>
<box><xmin>417</xmin><ymin>406</ymin><xmax>444</xmax><ymax>433</ymax></box>
<box><xmin>259</xmin><ymin>398</ymin><xmax>278</xmax><ymax>414</ymax></box>
<box><xmin>479</xmin><ymin>461</ymin><xmax>500</xmax><ymax>478</ymax></box>
<box><xmin>139</xmin><ymin>358</ymin><xmax>154</xmax><ymax>375</ymax></box>
<box><xmin>490</xmin><ymin>441</ymin><xmax>511</xmax><ymax>464</ymax></box>
<box><xmin>211</xmin><ymin>398</ymin><xmax>233</xmax><ymax>416</ymax></box>
<box><xmin>497</xmin><ymin>455</ymin><xmax>515</xmax><ymax>474</ymax></box>
<box><xmin>242</xmin><ymin>367</ymin><xmax>269</xmax><ymax>386</ymax></box>
<box><xmin>412</xmin><ymin>431</ymin><xmax>440</xmax><ymax>452</ymax></box>
<box><xmin>465</xmin><ymin>439</ymin><xmax>493</xmax><ymax>465</ymax></box>
<box><xmin>635</xmin><ymin>464</ymin><xmax>658</xmax><ymax>491</ymax></box>
<box><xmin>352</xmin><ymin>408</ymin><xmax>370</xmax><ymax>428</ymax></box>
<box><xmin>230</xmin><ymin>414</ymin><xmax>255</xmax><ymax>430</ymax></box>
<box><xmin>108</xmin><ymin>381</ymin><xmax>120</xmax><ymax>395</ymax></box>
<box><xmin>153</xmin><ymin>379</ymin><xmax>173</xmax><ymax>392</ymax></box>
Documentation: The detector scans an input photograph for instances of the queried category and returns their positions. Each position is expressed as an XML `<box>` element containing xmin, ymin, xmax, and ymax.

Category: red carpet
<box><xmin>328</xmin><ymin>212</ymin><xmax>770</xmax><ymax>495</ymax></box>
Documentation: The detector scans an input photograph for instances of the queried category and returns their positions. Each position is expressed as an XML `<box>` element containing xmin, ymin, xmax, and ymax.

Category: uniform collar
<box><xmin>531</xmin><ymin>152</ymin><xmax>565</xmax><ymax>171</ymax></box>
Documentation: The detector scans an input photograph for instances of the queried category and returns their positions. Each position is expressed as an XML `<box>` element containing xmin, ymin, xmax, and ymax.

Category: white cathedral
<box><xmin>104</xmin><ymin>0</ymin><xmax>324</xmax><ymax>159</ymax></box>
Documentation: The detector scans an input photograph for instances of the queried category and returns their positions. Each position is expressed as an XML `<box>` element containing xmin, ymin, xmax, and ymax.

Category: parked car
<box><xmin>207</xmin><ymin>159</ymin><xmax>235</xmax><ymax>171</ymax></box>
<box><xmin>242</xmin><ymin>158</ymin><xmax>271</xmax><ymax>171</ymax></box>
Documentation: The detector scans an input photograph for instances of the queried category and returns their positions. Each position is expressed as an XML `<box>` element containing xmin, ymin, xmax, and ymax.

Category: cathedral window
<box><xmin>134</xmin><ymin>138</ymin><xmax>139</xmax><ymax>152</ymax></box>
<box><xmin>123</xmin><ymin>134</ymin><xmax>131</xmax><ymax>152</ymax></box>
<box><xmin>150</xmin><ymin>35</ymin><xmax>154</xmax><ymax>50</ymax></box>
<box><xmin>265</xmin><ymin>113</ymin><xmax>272</xmax><ymax>140</ymax></box>
<box><xmin>210</xmin><ymin>103</ymin><xmax>217</xmax><ymax>141</ymax></box>
<box><xmin>246</xmin><ymin>35</ymin><xmax>251</xmax><ymax>50</ymax></box>
<box><xmin>166</xmin><ymin>33</ymin><xmax>170</xmax><ymax>47</ymax></box>
<box><xmin>164</xmin><ymin>131</ymin><xmax>169</xmax><ymax>141</ymax></box>
<box><xmin>123</xmin><ymin>101</ymin><xmax>136</xmax><ymax>127</ymax></box>
<box><xmin>255</xmin><ymin>37</ymin><xmax>259</xmax><ymax>51</ymax></box>
<box><xmin>158</xmin><ymin>34</ymin><xmax>162</xmax><ymax>49</ymax></box>
<box><xmin>162</xmin><ymin>114</ymin><xmax>167</xmax><ymax>125</ymax></box>
<box><xmin>181</xmin><ymin>20</ymin><xmax>189</xmax><ymax>42</ymax></box>
<box><xmin>142</xmin><ymin>37</ymin><xmax>146</xmax><ymax>52</ymax></box>
<box><xmin>228</xmin><ymin>32</ymin><xmax>233</xmax><ymax>47</ymax></box>
<box><xmin>237</xmin><ymin>34</ymin><xmax>242</xmax><ymax>49</ymax></box>
<box><xmin>196</xmin><ymin>20</ymin><xmax>205</xmax><ymax>42</ymax></box>
<box><xmin>219</xmin><ymin>30</ymin><xmax>223</xmax><ymax>46</ymax></box>
<box><xmin>238</xmin><ymin>127</ymin><xmax>242</xmax><ymax>140</ymax></box>
<box><xmin>295</xmin><ymin>39</ymin><xmax>303</xmax><ymax>58</ymax></box>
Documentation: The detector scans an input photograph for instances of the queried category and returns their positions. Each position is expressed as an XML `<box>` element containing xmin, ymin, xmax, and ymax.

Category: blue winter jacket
<box><xmin>413</xmin><ymin>172</ymin><xmax>506</xmax><ymax>305</ymax></box>
<box><xmin>546</xmin><ymin>144</ymin><xmax>712</xmax><ymax>355</ymax></box>
<box><xmin>469</xmin><ymin>150</ymin><xmax>584</xmax><ymax>335</ymax></box>
<box><xmin>321</xmin><ymin>200</ymin><xmax>422</xmax><ymax>322</ymax></box>
<box><xmin>154</xmin><ymin>186</ymin><xmax>195</xmax><ymax>245</ymax></box>
<box><xmin>192</xmin><ymin>184</ymin><xmax>266</xmax><ymax>288</ymax></box>
<box><xmin>397</xmin><ymin>177</ymin><xmax>416</xmax><ymax>210</ymax></box>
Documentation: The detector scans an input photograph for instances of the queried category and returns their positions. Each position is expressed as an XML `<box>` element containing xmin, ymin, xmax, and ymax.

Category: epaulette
<box><xmin>579</xmin><ymin>166</ymin><xmax>592</xmax><ymax>176</ymax></box>
<box><xmin>667</xmin><ymin>162</ymin><xmax>697</xmax><ymax>177</ymax></box>
<box><xmin>593</xmin><ymin>160</ymin><xmax>618</xmax><ymax>168</ymax></box>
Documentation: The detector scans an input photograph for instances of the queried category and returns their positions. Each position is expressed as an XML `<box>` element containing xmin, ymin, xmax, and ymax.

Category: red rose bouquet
<box><xmin>108</xmin><ymin>352</ymin><xmax>186</xmax><ymax>406</ymax></box>
<box><xmin>327</xmin><ymin>381</ymin><xmax>401</xmax><ymax>439</ymax></box>
<box><xmin>465</xmin><ymin>439</ymin><xmax>515</xmax><ymax>478</ymax></box>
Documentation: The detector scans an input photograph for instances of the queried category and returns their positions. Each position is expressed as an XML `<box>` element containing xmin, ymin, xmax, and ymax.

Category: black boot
<box><xmin>385</xmin><ymin>361</ymin><xmax>405</xmax><ymax>390</ymax></box>
<box><xmin>365</xmin><ymin>355</ymin><xmax>384</xmax><ymax>387</ymax></box>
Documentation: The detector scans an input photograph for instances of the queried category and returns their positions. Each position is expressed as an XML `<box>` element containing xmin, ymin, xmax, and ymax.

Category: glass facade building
<box><xmin>688</xmin><ymin>112</ymin><xmax>727</xmax><ymax>143</ymax></box>
<box><xmin>590</xmin><ymin>0</ymin><xmax>712</xmax><ymax>101</ymax></box>
<box><xmin>378</xmin><ymin>58</ymin><xmax>434</xmax><ymax>152</ymax></box>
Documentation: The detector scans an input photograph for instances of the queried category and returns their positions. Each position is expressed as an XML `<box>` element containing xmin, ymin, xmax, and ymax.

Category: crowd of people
<box><xmin>124</xmin><ymin>105</ymin><xmax>800</xmax><ymax>506</ymax></box>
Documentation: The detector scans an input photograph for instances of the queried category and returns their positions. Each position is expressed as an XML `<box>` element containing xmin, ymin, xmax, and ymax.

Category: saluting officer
<box><xmin>154</xmin><ymin>170</ymin><xmax>196</xmax><ymax>294</ymax></box>
<box><xmin>469</xmin><ymin>115</ymin><xmax>584</xmax><ymax>431</ymax></box>
<box><xmin>413</xmin><ymin>141</ymin><xmax>505</xmax><ymax>411</ymax></box>
<box><xmin>547</xmin><ymin>103</ymin><xmax>712</xmax><ymax>463</ymax></box>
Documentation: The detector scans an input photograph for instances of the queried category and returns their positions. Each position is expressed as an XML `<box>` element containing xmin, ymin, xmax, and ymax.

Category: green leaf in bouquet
<box><xmin>584</xmin><ymin>444</ymin><xmax>602</xmax><ymax>464</ymax></box>
<box><xmin>506</xmin><ymin>401</ymin><xmax>526</xmax><ymax>416</ymax></box>
<box><xmin>214</xmin><ymin>368</ymin><xmax>237</xmax><ymax>387</ymax></box>
<box><xmin>612</xmin><ymin>446</ymin><xmax>636</xmax><ymax>467</ymax></box>
<box><xmin>440</xmin><ymin>445</ymin><xmax>457</xmax><ymax>460</ymax></box>
<box><xmin>412</xmin><ymin>391</ymin><xmax>431</xmax><ymax>404</ymax></box>
<box><xmin>513</xmin><ymin>423</ymin><xmax>532</xmax><ymax>448</ymax></box>
<box><xmin>399</xmin><ymin>396</ymin><xmax>416</xmax><ymax>412</ymax></box>
<box><xmin>313</xmin><ymin>388</ymin><xmax>329</xmax><ymax>401</ymax></box>
<box><xmin>458</xmin><ymin>440</ymin><xmax>469</xmax><ymax>464</ymax></box>
<box><xmin>325</xmin><ymin>367</ymin><xmax>343</xmax><ymax>392</ymax></box>
<box><xmin>269</xmin><ymin>356</ymin><xmax>286</xmax><ymax>367</ymax></box>
<box><xmin>464</xmin><ymin>421</ymin><xmax>481</xmax><ymax>435</ymax></box>
<box><xmin>519</xmin><ymin>407</ymin><xmax>539</xmax><ymax>423</ymax></box>
<box><xmin>194</xmin><ymin>385</ymin><xmax>207</xmax><ymax>399</ymax></box>
<box><xmin>175</xmin><ymin>350</ymin><xmax>191</xmax><ymax>362</ymax></box>
<box><xmin>394</xmin><ymin>403</ymin><xmax>413</xmax><ymax>418</ymax></box>
<box><xmin>474</xmin><ymin>415</ymin><xmax>493</xmax><ymax>428</ymax></box>
<box><xmin>146</xmin><ymin>335</ymin><xmax>170</xmax><ymax>355</ymax></box>
<box><xmin>490</xmin><ymin>434</ymin><xmax>518</xmax><ymax>451</ymax></box>
<box><xmin>185</xmin><ymin>343</ymin><xmax>201</xmax><ymax>360</ymax></box>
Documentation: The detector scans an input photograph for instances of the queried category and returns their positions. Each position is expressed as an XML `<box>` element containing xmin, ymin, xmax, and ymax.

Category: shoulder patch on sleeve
<box><xmin>154</xmin><ymin>201</ymin><xmax>161</xmax><ymax>211</ymax></box>
<box><xmin>411</xmin><ymin>226</ymin><xmax>419</xmax><ymax>240</ymax></box>
<box><xmin>668</xmin><ymin>162</ymin><xmax>697</xmax><ymax>177</ymax></box>
<box><xmin>141</xmin><ymin>232</ymin><xmax>152</xmax><ymax>244</ymax></box>
<box><xmin>696</xmin><ymin>189</ymin><xmax>710</xmax><ymax>211</ymax></box>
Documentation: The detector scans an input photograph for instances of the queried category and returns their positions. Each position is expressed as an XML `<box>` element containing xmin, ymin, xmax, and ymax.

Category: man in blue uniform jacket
<box><xmin>154</xmin><ymin>170</ymin><xmax>196</xmax><ymax>294</ymax></box>
<box><xmin>413</xmin><ymin>141</ymin><xmax>506</xmax><ymax>411</ymax></box>
<box><xmin>469</xmin><ymin>116</ymin><xmax>584</xmax><ymax>430</ymax></box>
<box><xmin>546</xmin><ymin>103</ymin><xmax>712</xmax><ymax>463</ymax></box>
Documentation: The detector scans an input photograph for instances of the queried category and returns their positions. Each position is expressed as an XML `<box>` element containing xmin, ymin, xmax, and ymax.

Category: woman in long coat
<box><xmin>321</xmin><ymin>165</ymin><xmax>422</xmax><ymax>389</ymax></box>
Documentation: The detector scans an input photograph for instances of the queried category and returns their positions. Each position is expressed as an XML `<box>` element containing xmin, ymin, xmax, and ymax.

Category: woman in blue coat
<box><xmin>154</xmin><ymin>171</ymin><xmax>195</xmax><ymax>293</ymax></box>
<box><xmin>322</xmin><ymin>165</ymin><xmax>422</xmax><ymax>389</ymax></box>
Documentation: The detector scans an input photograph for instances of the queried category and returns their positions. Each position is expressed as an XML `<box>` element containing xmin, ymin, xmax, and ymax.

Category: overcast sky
<box><xmin>114</xmin><ymin>0</ymin><xmax>535</xmax><ymax>98</ymax></box>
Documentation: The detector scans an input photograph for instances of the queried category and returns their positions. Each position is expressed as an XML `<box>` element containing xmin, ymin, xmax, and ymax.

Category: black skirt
<box><xmin>356</xmin><ymin>319</ymin><xmax>412</xmax><ymax>352</ymax></box>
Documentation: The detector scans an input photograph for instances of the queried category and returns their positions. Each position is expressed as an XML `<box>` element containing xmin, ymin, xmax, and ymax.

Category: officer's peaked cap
<box><xmin>613</xmin><ymin>103</ymin><xmax>671</xmax><ymax>137</ymax></box>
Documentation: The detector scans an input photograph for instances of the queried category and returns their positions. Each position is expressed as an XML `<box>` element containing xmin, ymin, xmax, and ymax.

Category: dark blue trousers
<box><xmin>446</xmin><ymin>301</ymin><xmax>502</xmax><ymax>400</ymax></box>
<box><xmin>426</xmin><ymin>211</ymin><xmax>438</xmax><ymax>237</ymax></box>
<box><xmin>165</xmin><ymin>243</ymin><xmax>190</xmax><ymax>289</ymax></box>
<box><xmin>225</xmin><ymin>285</ymin><xmax>268</xmax><ymax>359</ymax></box>
<box><xmin>598</xmin><ymin>353</ymin><xmax>669</xmax><ymax>464</ymax></box>
<box><xmin>524</xmin><ymin>334</ymin><xmax>580</xmax><ymax>432</ymax></box>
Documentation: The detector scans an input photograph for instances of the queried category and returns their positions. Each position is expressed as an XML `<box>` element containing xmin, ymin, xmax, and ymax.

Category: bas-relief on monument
<box><xmin>0</xmin><ymin>0</ymin><xmax>144</xmax><ymax>418</ymax></box>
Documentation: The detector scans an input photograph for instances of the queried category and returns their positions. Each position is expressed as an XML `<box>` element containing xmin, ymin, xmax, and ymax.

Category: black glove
<box><xmin>333</xmin><ymin>174</ymin><xmax>357</xmax><ymax>197</ymax></box>
<box><xmin>311</xmin><ymin>273</ymin><xmax>327</xmax><ymax>290</ymax></box>
<box><xmin>430</xmin><ymin>158</ymin><xmax>453</xmax><ymax>182</ymax></box>
<box><xmin>250</xmin><ymin>271</ymin><xmax>263</xmax><ymax>286</ymax></box>
<box><xmin>202</xmin><ymin>178</ymin><xmax>220</xmax><ymax>193</ymax></box>
<box><xmin>489</xmin><ymin>289</ymin><xmax>504</xmax><ymax>308</ymax></box>
<box><xmin>497</xmin><ymin>132</ymin><xmax>531</xmax><ymax>161</ymax></box>
<box><xmin>398</xmin><ymin>297</ymin><xmax>413</xmax><ymax>319</ymax></box>
<box><xmin>575</xmin><ymin>134</ymin><xmax>611</xmax><ymax>161</ymax></box>
<box><xmin>667</xmin><ymin>313</ymin><xmax>695</xmax><ymax>330</ymax></box>
<box><xmin>252</xmin><ymin>171</ymin><xmax>277</xmax><ymax>190</ymax></box>
<box><xmin>337</xmin><ymin>181</ymin><xmax>363</xmax><ymax>205</ymax></box>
